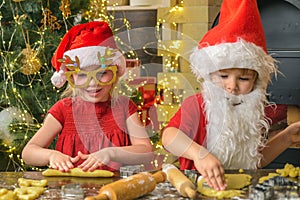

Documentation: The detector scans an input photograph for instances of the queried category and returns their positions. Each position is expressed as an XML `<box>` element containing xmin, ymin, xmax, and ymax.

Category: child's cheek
<box><xmin>211</xmin><ymin>77</ymin><xmax>223</xmax><ymax>87</ymax></box>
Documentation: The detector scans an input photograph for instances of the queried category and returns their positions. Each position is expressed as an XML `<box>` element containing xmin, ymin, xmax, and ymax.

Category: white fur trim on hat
<box><xmin>51</xmin><ymin>69</ymin><xmax>66</xmax><ymax>88</ymax></box>
<box><xmin>63</xmin><ymin>46</ymin><xmax>126</xmax><ymax>76</ymax></box>
<box><xmin>190</xmin><ymin>39</ymin><xmax>278</xmax><ymax>89</ymax></box>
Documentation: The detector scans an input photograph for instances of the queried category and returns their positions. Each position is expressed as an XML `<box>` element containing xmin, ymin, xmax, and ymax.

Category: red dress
<box><xmin>166</xmin><ymin>94</ymin><xmax>287</xmax><ymax>170</ymax></box>
<box><xmin>48</xmin><ymin>96</ymin><xmax>137</xmax><ymax>171</ymax></box>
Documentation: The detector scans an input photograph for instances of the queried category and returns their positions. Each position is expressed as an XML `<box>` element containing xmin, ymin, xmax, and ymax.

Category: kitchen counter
<box><xmin>0</xmin><ymin>169</ymin><xmax>297</xmax><ymax>199</ymax></box>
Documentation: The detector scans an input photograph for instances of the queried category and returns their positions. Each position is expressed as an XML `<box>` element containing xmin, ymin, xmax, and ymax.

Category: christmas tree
<box><xmin>0</xmin><ymin>0</ymin><xmax>185</xmax><ymax>172</ymax></box>
<box><xmin>0</xmin><ymin>0</ymin><xmax>128</xmax><ymax>171</ymax></box>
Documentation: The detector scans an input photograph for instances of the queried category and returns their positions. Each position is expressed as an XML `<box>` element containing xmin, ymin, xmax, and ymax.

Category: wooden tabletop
<box><xmin>0</xmin><ymin>169</ymin><xmax>286</xmax><ymax>199</ymax></box>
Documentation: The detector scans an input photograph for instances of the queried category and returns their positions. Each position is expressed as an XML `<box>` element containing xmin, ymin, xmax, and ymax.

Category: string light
<box><xmin>1</xmin><ymin>0</ymin><xmax>187</xmax><ymax>171</ymax></box>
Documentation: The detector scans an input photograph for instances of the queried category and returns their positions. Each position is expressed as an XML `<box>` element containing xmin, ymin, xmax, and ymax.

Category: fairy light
<box><xmin>1</xmin><ymin>0</ymin><xmax>189</xmax><ymax>171</ymax></box>
<box><xmin>0</xmin><ymin>0</ymin><xmax>70</xmax><ymax>170</ymax></box>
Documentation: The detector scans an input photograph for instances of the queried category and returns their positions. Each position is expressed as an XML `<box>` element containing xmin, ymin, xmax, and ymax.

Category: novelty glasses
<box><xmin>65</xmin><ymin>65</ymin><xmax>117</xmax><ymax>88</ymax></box>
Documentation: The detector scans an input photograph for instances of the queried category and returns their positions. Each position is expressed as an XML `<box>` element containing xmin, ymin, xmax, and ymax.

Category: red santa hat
<box><xmin>190</xmin><ymin>0</ymin><xmax>277</xmax><ymax>90</ymax></box>
<box><xmin>51</xmin><ymin>21</ymin><xmax>126</xmax><ymax>88</ymax></box>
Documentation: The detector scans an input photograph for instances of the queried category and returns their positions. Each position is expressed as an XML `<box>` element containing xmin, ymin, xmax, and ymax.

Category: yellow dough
<box><xmin>42</xmin><ymin>167</ymin><xmax>114</xmax><ymax>177</ymax></box>
<box><xmin>276</xmin><ymin>163</ymin><xmax>300</xmax><ymax>178</ymax></box>
<box><xmin>225</xmin><ymin>174</ymin><xmax>252</xmax><ymax>190</ymax></box>
<box><xmin>18</xmin><ymin>178</ymin><xmax>48</xmax><ymax>187</ymax></box>
<box><xmin>14</xmin><ymin>187</ymin><xmax>46</xmax><ymax>200</ymax></box>
<box><xmin>258</xmin><ymin>172</ymin><xmax>279</xmax><ymax>184</ymax></box>
<box><xmin>197</xmin><ymin>174</ymin><xmax>252</xmax><ymax>199</ymax></box>
<box><xmin>259</xmin><ymin>163</ymin><xmax>300</xmax><ymax>184</ymax></box>
<box><xmin>0</xmin><ymin>189</ymin><xmax>9</xmax><ymax>196</ymax></box>
<box><xmin>0</xmin><ymin>178</ymin><xmax>48</xmax><ymax>200</ymax></box>
<box><xmin>0</xmin><ymin>188</ymin><xmax>17</xmax><ymax>200</ymax></box>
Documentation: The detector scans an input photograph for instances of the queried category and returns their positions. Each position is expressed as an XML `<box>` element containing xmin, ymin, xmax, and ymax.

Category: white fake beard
<box><xmin>202</xmin><ymin>81</ymin><xmax>270</xmax><ymax>169</ymax></box>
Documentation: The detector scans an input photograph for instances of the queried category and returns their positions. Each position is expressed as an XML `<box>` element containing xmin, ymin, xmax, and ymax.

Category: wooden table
<box><xmin>0</xmin><ymin>169</ymin><xmax>291</xmax><ymax>199</ymax></box>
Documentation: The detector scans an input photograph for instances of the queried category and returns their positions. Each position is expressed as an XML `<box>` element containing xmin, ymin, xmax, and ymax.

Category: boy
<box><xmin>162</xmin><ymin>0</ymin><xmax>300</xmax><ymax>191</ymax></box>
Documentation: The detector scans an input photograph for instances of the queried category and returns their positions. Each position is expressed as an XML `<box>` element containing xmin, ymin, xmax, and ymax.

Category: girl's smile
<box><xmin>85</xmin><ymin>88</ymin><xmax>103</xmax><ymax>97</ymax></box>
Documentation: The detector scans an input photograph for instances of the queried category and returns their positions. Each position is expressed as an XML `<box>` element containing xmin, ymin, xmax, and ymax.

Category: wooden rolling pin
<box><xmin>162</xmin><ymin>164</ymin><xmax>197</xmax><ymax>199</ymax></box>
<box><xmin>85</xmin><ymin>171</ymin><xmax>166</xmax><ymax>200</ymax></box>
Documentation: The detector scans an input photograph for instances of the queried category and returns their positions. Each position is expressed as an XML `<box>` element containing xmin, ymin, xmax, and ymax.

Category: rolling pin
<box><xmin>162</xmin><ymin>164</ymin><xmax>197</xmax><ymax>199</ymax></box>
<box><xmin>85</xmin><ymin>171</ymin><xmax>166</xmax><ymax>200</ymax></box>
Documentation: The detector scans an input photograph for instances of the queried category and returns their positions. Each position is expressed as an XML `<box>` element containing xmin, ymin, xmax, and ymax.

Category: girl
<box><xmin>22</xmin><ymin>21</ymin><xmax>153</xmax><ymax>172</ymax></box>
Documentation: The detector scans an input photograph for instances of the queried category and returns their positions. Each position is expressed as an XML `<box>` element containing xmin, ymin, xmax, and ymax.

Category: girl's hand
<box><xmin>49</xmin><ymin>151</ymin><xmax>79</xmax><ymax>172</ymax></box>
<box><xmin>77</xmin><ymin>150</ymin><xmax>112</xmax><ymax>172</ymax></box>
<box><xmin>194</xmin><ymin>152</ymin><xmax>226</xmax><ymax>191</ymax></box>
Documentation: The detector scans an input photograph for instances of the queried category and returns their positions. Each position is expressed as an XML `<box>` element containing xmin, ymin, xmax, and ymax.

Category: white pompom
<box><xmin>51</xmin><ymin>69</ymin><xmax>66</xmax><ymax>88</ymax></box>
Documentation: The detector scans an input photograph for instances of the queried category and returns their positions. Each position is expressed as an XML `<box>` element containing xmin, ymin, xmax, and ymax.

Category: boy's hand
<box><xmin>194</xmin><ymin>152</ymin><xmax>227</xmax><ymax>191</ymax></box>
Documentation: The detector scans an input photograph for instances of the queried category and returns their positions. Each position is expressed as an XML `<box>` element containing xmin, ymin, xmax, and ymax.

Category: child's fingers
<box><xmin>206</xmin><ymin>171</ymin><xmax>219</xmax><ymax>190</ymax></box>
<box><xmin>66</xmin><ymin>159</ymin><xmax>75</xmax><ymax>169</ymax></box>
<box><xmin>203</xmin><ymin>169</ymin><xmax>226</xmax><ymax>191</ymax></box>
<box><xmin>214</xmin><ymin>167</ymin><xmax>226</xmax><ymax>190</ymax></box>
<box><xmin>57</xmin><ymin>162</ymin><xmax>72</xmax><ymax>172</ymax></box>
<box><xmin>70</xmin><ymin>155</ymin><xmax>80</xmax><ymax>163</ymax></box>
<box><xmin>88</xmin><ymin>163</ymin><xmax>100</xmax><ymax>172</ymax></box>
<box><xmin>215</xmin><ymin>174</ymin><xmax>227</xmax><ymax>190</ymax></box>
<box><xmin>79</xmin><ymin>158</ymin><xmax>97</xmax><ymax>171</ymax></box>
<box><xmin>49</xmin><ymin>164</ymin><xmax>58</xmax><ymax>170</ymax></box>
<box><xmin>77</xmin><ymin>151</ymin><xmax>90</xmax><ymax>159</ymax></box>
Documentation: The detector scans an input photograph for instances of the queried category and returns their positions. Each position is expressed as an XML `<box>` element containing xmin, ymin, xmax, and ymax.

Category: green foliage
<box><xmin>0</xmin><ymin>0</ymin><xmax>90</xmax><ymax>116</ymax></box>
<box><xmin>0</xmin><ymin>0</ymin><xmax>157</xmax><ymax>171</ymax></box>
<box><xmin>0</xmin><ymin>0</ymin><xmax>88</xmax><ymax>171</ymax></box>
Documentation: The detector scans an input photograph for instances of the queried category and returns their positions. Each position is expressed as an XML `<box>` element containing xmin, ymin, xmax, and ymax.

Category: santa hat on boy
<box><xmin>51</xmin><ymin>21</ymin><xmax>126</xmax><ymax>88</ymax></box>
<box><xmin>190</xmin><ymin>0</ymin><xmax>277</xmax><ymax>90</ymax></box>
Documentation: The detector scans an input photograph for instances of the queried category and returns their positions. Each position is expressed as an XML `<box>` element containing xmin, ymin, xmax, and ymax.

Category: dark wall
<box><xmin>109</xmin><ymin>9</ymin><xmax>162</xmax><ymax>77</ymax></box>
<box><xmin>258</xmin><ymin>0</ymin><xmax>300</xmax><ymax>106</ymax></box>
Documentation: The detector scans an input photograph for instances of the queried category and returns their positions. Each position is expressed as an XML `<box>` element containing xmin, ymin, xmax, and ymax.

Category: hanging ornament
<box><xmin>41</xmin><ymin>8</ymin><xmax>61</xmax><ymax>31</ymax></box>
<box><xmin>87</xmin><ymin>0</ymin><xmax>108</xmax><ymax>21</ymax></box>
<box><xmin>19</xmin><ymin>29</ymin><xmax>42</xmax><ymax>75</ymax></box>
<box><xmin>20</xmin><ymin>44</ymin><xmax>42</xmax><ymax>75</ymax></box>
<box><xmin>59</xmin><ymin>0</ymin><xmax>71</xmax><ymax>18</ymax></box>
